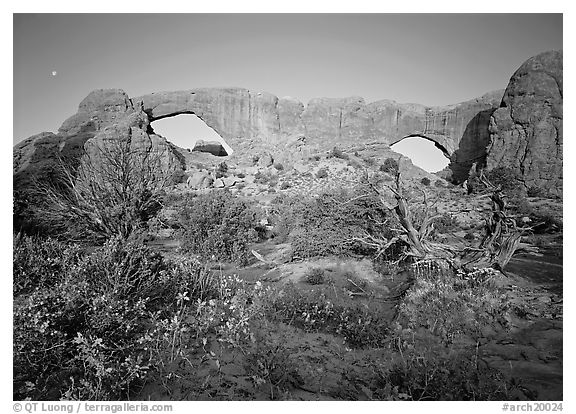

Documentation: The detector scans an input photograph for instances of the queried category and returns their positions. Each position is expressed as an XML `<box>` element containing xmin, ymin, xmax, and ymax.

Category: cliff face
<box><xmin>133</xmin><ymin>88</ymin><xmax>503</xmax><ymax>158</ymax></box>
<box><xmin>486</xmin><ymin>50</ymin><xmax>563</xmax><ymax>196</ymax></box>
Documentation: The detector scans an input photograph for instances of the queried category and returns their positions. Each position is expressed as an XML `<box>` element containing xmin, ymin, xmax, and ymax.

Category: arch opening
<box><xmin>150</xmin><ymin>113</ymin><xmax>233</xmax><ymax>156</ymax></box>
<box><xmin>391</xmin><ymin>135</ymin><xmax>450</xmax><ymax>173</ymax></box>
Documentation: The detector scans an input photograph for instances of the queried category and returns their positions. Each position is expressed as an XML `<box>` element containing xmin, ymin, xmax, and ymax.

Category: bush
<box><xmin>273</xmin><ymin>163</ymin><xmax>284</xmax><ymax>171</ymax></box>
<box><xmin>316</xmin><ymin>167</ymin><xmax>329</xmax><ymax>179</ymax></box>
<box><xmin>268</xmin><ymin>283</ymin><xmax>390</xmax><ymax>348</ymax></box>
<box><xmin>434</xmin><ymin>180</ymin><xmax>445</xmax><ymax>188</ymax></box>
<box><xmin>270</xmin><ymin>188</ymin><xmax>395</xmax><ymax>258</ymax></box>
<box><xmin>527</xmin><ymin>186</ymin><xmax>547</xmax><ymax>198</ymax></box>
<box><xmin>13</xmin><ymin>233</ymin><xmax>82</xmax><ymax>295</ymax></box>
<box><xmin>397</xmin><ymin>266</ymin><xmax>511</xmax><ymax>345</ymax></box>
<box><xmin>215</xmin><ymin>162</ymin><xmax>229</xmax><ymax>179</ymax></box>
<box><xmin>480</xmin><ymin>167</ymin><xmax>524</xmax><ymax>195</ymax></box>
<box><xmin>379</xmin><ymin>347</ymin><xmax>512</xmax><ymax>400</ymax></box>
<box><xmin>380</xmin><ymin>158</ymin><xmax>399</xmax><ymax>174</ymax></box>
<box><xmin>31</xmin><ymin>137</ymin><xmax>170</xmax><ymax>241</ymax></box>
<box><xmin>420</xmin><ymin>177</ymin><xmax>431</xmax><ymax>186</ymax></box>
<box><xmin>13</xmin><ymin>236</ymin><xmax>215</xmax><ymax>400</ymax></box>
<box><xmin>464</xmin><ymin>232</ymin><xmax>475</xmax><ymax>241</ymax></box>
<box><xmin>433</xmin><ymin>213</ymin><xmax>459</xmax><ymax>234</ymax></box>
<box><xmin>179</xmin><ymin>191</ymin><xmax>259</xmax><ymax>265</ymax></box>
<box><xmin>255</xmin><ymin>171</ymin><xmax>279</xmax><ymax>187</ymax></box>
<box><xmin>328</xmin><ymin>146</ymin><xmax>348</xmax><ymax>160</ymax></box>
<box><xmin>304</xmin><ymin>268</ymin><xmax>326</xmax><ymax>285</ymax></box>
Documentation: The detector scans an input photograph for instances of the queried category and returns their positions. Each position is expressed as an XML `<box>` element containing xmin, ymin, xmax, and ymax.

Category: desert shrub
<box><xmin>316</xmin><ymin>167</ymin><xmax>329</xmax><ymax>179</ymax></box>
<box><xmin>464</xmin><ymin>232</ymin><xmax>475</xmax><ymax>241</ymax></box>
<box><xmin>255</xmin><ymin>171</ymin><xmax>279</xmax><ymax>187</ymax></box>
<box><xmin>13</xmin><ymin>233</ymin><xmax>82</xmax><ymax>295</ymax></box>
<box><xmin>170</xmin><ymin>169</ymin><xmax>188</xmax><ymax>185</ymax></box>
<box><xmin>267</xmin><ymin>195</ymin><xmax>303</xmax><ymax>242</ymax></box>
<box><xmin>433</xmin><ymin>213</ymin><xmax>459</xmax><ymax>234</ymax></box>
<box><xmin>380</xmin><ymin>158</ymin><xmax>399</xmax><ymax>174</ymax></box>
<box><xmin>236</xmin><ymin>172</ymin><xmax>246</xmax><ymax>179</ymax></box>
<box><xmin>378</xmin><ymin>346</ymin><xmax>512</xmax><ymax>400</ymax></box>
<box><xmin>215</xmin><ymin>162</ymin><xmax>228</xmax><ymax>179</ymax></box>
<box><xmin>304</xmin><ymin>267</ymin><xmax>326</xmax><ymax>285</ymax></box>
<box><xmin>31</xmin><ymin>137</ymin><xmax>170</xmax><ymax>242</ymax></box>
<box><xmin>244</xmin><ymin>335</ymin><xmax>300</xmax><ymax>399</ymax></box>
<box><xmin>178</xmin><ymin>191</ymin><xmax>259</xmax><ymax>265</ymax></box>
<box><xmin>397</xmin><ymin>266</ymin><xmax>511</xmax><ymax>346</ymax></box>
<box><xmin>13</xmin><ymin>236</ymin><xmax>216</xmax><ymax>400</ymax></box>
<box><xmin>468</xmin><ymin>167</ymin><xmax>523</xmax><ymax>196</ymax></box>
<box><xmin>328</xmin><ymin>146</ymin><xmax>349</xmax><ymax>160</ymax></box>
<box><xmin>420</xmin><ymin>177</ymin><xmax>431</xmax><ymax>186</ymax></box>
<box><xmin>283</xmin><ymin>188</ymin><xmax>396</xmax><ymax>258</ymax></box>
<box><xmin>510</xmin><ymin>198</ymin><xmax>562</xmax><ymax>234</ymax></box>
<box><xmin>527</xmin><ymin>185</ymin><xmax>550</xmax><ymax>198</ymax></box>
<box><xmin>273</xmin><ymin>162</ymin><xmax>284</xmax><ymax>171</ymax></box>
<box><xmin>268</xmin><ymin>283</ymin><xmax>390</xmax><ymax>348</ymax></box>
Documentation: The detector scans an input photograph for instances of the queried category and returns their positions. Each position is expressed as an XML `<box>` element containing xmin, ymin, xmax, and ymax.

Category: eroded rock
<box><xmin>486</xmin><ymin>50</ymin><xmax>563</xmax><ymax>197</ymax></box>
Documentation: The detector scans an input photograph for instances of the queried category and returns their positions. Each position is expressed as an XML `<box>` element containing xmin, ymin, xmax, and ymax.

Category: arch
<box><xmin>390</xmin><ymin>135</ymin><xmax>450</xmax><ymax>173</ymax></box>
<box><xmin>389</xmin><ymin>134</ymin><xmax>452</xmax><ymax>158</ymax></box>
<box><xmin>150</xmin><ymin>113</ymin><xmax>233</xmax><ymax>156</ymax></box>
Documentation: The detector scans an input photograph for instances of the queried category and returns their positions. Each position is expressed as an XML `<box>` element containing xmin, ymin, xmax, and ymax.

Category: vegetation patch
<box><xmin>178</xmin><ymin>191</ymin><xmax>259</xmax><ymax>265</ymax></box>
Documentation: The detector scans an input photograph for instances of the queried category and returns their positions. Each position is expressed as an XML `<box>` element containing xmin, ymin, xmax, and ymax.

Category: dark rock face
<box><xmin>485</xmin><ymin>51</ymin><xmax>562</xmax><ymax>196</ymax></box>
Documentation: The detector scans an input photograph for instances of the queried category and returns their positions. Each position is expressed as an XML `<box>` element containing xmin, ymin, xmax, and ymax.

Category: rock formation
<box><xmin>13</xmin><ymin>89</ymin><xmax>185</xmax><ymax>187</ymax></box>
<box><xmin>133</xmin><ymin>88</ymin><xmax>503</xmax><ymax>158</ymax></box>
<box><xmin>14</xmin><ymin>51</ymin><xmax>562</xmax><ymax>196</ymax></box>
<box><xmin>192</xmin><ymin>139</ymin><xmax>228</xmax><ymax>156</ymax></box>
<box><xmin>186</xmin><ymin>171</ymin><xmax>214</xmax><ymax>190</ymax></box>
<box><xmin>485</xmin><ymin>50</ymin><xmax>562</xmax><ymax>196</ymax></box>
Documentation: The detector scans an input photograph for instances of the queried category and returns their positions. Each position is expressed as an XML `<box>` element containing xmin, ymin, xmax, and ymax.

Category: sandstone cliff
<box><xmin>133</xmin><ymin>88</ymin><xmax>503</xmax><ymax>158</ymax></box>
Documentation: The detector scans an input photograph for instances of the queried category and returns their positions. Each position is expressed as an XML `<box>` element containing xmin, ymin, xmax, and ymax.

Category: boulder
<box><xmin>192</xmin><ymin>139</ymin><xmax>228</xmax><ymax>156</ymax></box>
<box><xmin>222</xmin><ymin>176</ymin><xmax>239</xmax><ymax>187</ymax></box>
<box><xmin>257</xmin><ymin>152</ymin><xmax>274</xmax><ymax>168</ymax></box>
<box><xmin>187</xmin><ymin>171</ymin><xmax>214</xmax><ymax>189</ymax></box>
<box><xmin>213</xmin><ymin>178</ymin><xmax>225</xmax><ymax>188</ymax></box>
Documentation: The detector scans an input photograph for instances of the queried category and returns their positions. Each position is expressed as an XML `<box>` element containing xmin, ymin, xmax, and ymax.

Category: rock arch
<box><xmin>389</xmin><ymin>133</ymin><xmax>452</xmax><ymax>158</ymax></box>
<box><xmin>149</xmin><ymin>112</ymin><xmax>234</xmax><ymax>156</ymax></box>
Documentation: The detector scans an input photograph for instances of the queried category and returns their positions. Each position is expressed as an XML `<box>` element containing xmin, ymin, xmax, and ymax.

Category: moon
<box><xmin>51</xmin><ymin>71</ymin><xmax>58</xmax><ymax>77</ymax></box>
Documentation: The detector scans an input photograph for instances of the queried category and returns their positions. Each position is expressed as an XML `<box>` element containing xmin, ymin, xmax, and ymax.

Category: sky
<box><xmin>13</xmin><ymin>13</ymin><xmax>563</xmax><ymax>171</ymax></box>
